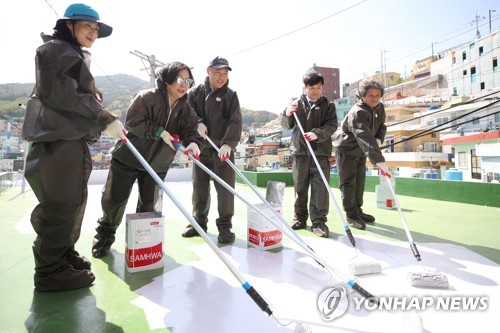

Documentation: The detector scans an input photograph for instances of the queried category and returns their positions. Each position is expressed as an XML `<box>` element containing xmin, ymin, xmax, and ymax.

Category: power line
<box><xmin>229</xmin><ymin>0</ymin><xmax>367</xmax><ymax>57</ymax></box>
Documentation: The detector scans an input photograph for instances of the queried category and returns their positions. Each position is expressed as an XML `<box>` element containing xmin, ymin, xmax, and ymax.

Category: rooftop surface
<box><xmin>1</xmin><ymin>169</ymin><xmax>499</xmax><ymax>332</ymax></box>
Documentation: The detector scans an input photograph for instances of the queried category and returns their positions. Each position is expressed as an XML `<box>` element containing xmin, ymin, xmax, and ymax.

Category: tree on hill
<box><xmin>0</xmin><ymin>75</ymin><xmax>278</xmax><ymax>128</ymax></box>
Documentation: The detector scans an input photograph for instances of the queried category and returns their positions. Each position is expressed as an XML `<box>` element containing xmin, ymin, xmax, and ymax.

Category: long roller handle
<box><xmin>123</xmin><ymin>137</ymin><xmax>273</xmax><ymax>315</ymax></box>
<box><xmin>379</xmin><ymin>168</ymin><xmax>421</xmax><ymax>261</ymax></box>
<box><xmin>292</xmin><ymin>111</ymin><xmax>356</xmax><ymax>247</ymax></box>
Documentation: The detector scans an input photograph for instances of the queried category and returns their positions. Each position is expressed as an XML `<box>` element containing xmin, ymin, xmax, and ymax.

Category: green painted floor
<box><xmin>1</xmin><ymin>180</ymin><xmax>499</xmax><ymax>332</ymax></box>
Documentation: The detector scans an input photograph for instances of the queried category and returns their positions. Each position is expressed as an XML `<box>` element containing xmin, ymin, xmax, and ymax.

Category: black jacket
<box><xmin>281</xmin><ymin>95</ymin><xmax>338</xmax><ymax>157</ymax></box>
<box><xmin>112</xmin><ymin>77</ymin><xmax>203</xmax><ymax>172</ymax></box>
<box><xmin>22</xmin><ymin>35</ymin><xmax>116</xmax><ymax>143</ymax></box>
<box><xmin>188</xmin><ymin>77</ymin><xmax>242</xmax><ymax>149</ymax></box>
<box><xmin>332</xmin><ymin>100</ymin><xmax>387</xmax><ymax>164</ymax></box>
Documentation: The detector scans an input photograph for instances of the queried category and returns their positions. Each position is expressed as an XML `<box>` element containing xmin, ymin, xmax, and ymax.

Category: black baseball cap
<box><xmin>208</xmin><ymin>56</ymin><xmax>232</xmax><ymax>71</ymax></box>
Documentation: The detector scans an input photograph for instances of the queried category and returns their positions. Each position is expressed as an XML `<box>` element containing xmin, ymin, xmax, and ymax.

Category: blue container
<box><xmin>424</xmin><ymin>171</ymin><xmax>439</xmax><ymax>179</ymax></box>
<box><xmin>445</xmin><ymin>169</ymin><xmax>463</xmax><ymax>181</ymax></box>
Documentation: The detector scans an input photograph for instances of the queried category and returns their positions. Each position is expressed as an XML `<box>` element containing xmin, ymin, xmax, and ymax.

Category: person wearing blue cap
<box><xmin>22</xmin><ymin>3</ymin><xmax>124</xmax><ymax>292</ymax></box>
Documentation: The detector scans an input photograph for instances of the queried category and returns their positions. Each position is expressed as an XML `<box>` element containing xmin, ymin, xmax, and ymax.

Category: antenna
<box><xmin>129</xmin><ymin>50</ymin><xmax>166</xmax><ymax>88</ymax></box>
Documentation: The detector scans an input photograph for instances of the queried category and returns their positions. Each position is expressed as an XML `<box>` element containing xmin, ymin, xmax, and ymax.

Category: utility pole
<box><xmin>470</xmin><ymin>12</ymin><xmax>485</xmax><ymax>40</ymax></box>
<box><xmin>130</xmin><ymin>50</ymin><xmax>166</xmax><ymax>88</ymax></box>
<box><xmin>490</xmin><ymin>9</ymin><xmax>496</xmax><ymax>34</ymax></box>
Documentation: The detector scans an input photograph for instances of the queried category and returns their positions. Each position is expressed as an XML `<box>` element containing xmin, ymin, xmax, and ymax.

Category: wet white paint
<box><xmin>131</xmin><ymin>234</ymin><xmax>500</xmax><ymax>333</ymax></box>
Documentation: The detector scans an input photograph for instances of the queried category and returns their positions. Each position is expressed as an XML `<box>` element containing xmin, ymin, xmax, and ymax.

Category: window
<box><xmin>424</xmin><ymin>142</ymin><xmax>438</xmax><ymax>152</ymax></box>
<box><xmin>388</xmin><ymin>115</ymin><xmax>396</xmax><ymax>121</ymax></box>
<box><xmin>471</xmin><ymin>66</ymin><xmax>476</xmax><ymax>83</ymax></box>
<box><xmin>472</xmin><ymin>117</ymin><xmax>480</xmax><ymax>125</ymax></box>
<box><xmin>457</xmin><ymin>151</ymin><xmax>467</xmax><ymax>168</ymax></box>
<box><xmin>462</xmin><ymin>50</ymin><xmax>467</xmax><ymax>60</ymax></box>
<box><xmin>332</xmin><ymin>72</ymin><xmax>337</xmax><ymax>77</ymax></box>
<box><xmin>453</xmin><ymin>87</ymin><xmax>458</xmax><ymax>95</ymax></box>
<box><xmin>495</xmin><ymin>113</ymin><xmax>500</xmax><ymax>123</ymax></box>
<box><xmin>479</xmin><ymin>46</ymin><xmax>484</xmax><ymax>56</ymax></box>
<box><xmin>431</xmin><ymin>133</ymin><xmax>437</xmax><ymax>138</ymax></box>
<box><xmin>469</xmin><ymin>43</ymin><xmax>475</xmax><ymax>49</ymax></box>
<box><xmin>463</xmin><ymin>69</ymin><xmax>467</xmax><ymax>76</ymax></box>
<box><xmin>481</xmin><ymin>82</ymin><xmax>485</xmax><ymax>90</ymax></box>
<box><xmin>494</xmin><ymin>57</ymin><xmax>498</xmax><ymax>72</ymax></box>
<box><xmin>471</xmin><ymin>66</ymin><xmax>476</xmax><ymax>75</ymax></box>
<box><xmin>437</xmin><ymin>117</ymin><xmax>448</xmax><ymax>125</ymax></box>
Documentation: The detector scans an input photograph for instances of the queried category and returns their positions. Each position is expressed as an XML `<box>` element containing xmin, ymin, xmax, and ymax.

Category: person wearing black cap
<box><xmin>281</xmin><ymin>70</ymin><xmax>338</xmax><ymax>238</ymax></box>
<box><xmin>22</xmin><ymin>3</ymin><xmax>124</xmax><ymax>292</ymax></box>
<box><xmin>332</xmin><ymin>80</ymin><xmax>388</xmax><ymax>230</ymax></box>
<box><xmin>92</xmin><ymin>62</ymin><xmax>203</xmax><ymax>258</ymax></box>
<box><xmin>182</xmin><ymin>56</ymin><xmax>242</xmax><ymax>243</ymax></box>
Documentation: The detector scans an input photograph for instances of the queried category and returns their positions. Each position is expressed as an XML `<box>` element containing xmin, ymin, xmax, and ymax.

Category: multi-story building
<box><xmin>309</xmin><ymin>64</ymin><xmax>340</xmax><ymax>102</ymax></box>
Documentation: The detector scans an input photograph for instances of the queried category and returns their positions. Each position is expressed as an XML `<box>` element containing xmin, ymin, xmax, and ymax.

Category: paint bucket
<box><xmin>125</xmin><ymin>212</ymin><xmax>164</xmax><ymax>272</ymax></box>
<box><xmin>247</xmin><ymin>203</ymin><xmax>283</xmax><ymax>250</ymax></box>
<box><xmin>376</xmin><ymin>185</ymin><xmax>395</xmax><ymax>209</ymax></box>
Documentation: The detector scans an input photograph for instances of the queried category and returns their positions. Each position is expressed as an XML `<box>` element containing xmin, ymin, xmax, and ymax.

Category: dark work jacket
<box><xmin>22</xmin><ymin>35</ymin><xmax>116</xmax><ymax>143</ymax></box>
<box><xmin>112</xmin><ymin>77</ymin><xmax>204</xmax><ymax>173</ymax></box>
<box><xmin>332</xmin><ymin>100</ymin><xmax>387</xmax><ymax>165</ymax></box>
<box><xmin>188</xmin><ymin>77</ymin><xmax>242</xmax><ymax>149</ymax></box>
<box><xmin>281</xmin><ymin>95</ymin><xmax>338</xmax><ymax>157</ymax></box>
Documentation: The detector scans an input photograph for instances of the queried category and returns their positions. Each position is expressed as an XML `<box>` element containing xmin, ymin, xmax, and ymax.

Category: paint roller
<box><xmin>174</xmin><ymin>139</ymin><xmax>382</xmax><ymax>306</ymax></box>
<box><xmin>291</xmin><ymin>108</ymin><xmax>381</xmax><ymax>276</ymax></box>
<box><xmin>122</xmin><ymin>136</ymin><xmax>312</xmax><ymax>332</ymax></box>
<box><xmin>379</xmin><ymin>167</ymin><xmax>449</xmax><ymax>289</ymax></box>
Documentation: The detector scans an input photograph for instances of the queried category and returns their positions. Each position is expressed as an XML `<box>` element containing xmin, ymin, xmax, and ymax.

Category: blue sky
<box><xmin>0</xmin><ymin>0</ymin><xmax>498</xmax><ymax>113</ymax></box>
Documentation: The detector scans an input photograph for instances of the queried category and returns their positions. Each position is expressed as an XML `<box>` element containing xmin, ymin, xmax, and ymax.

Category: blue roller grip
<box><xmin>244</xmin><ymin>284</ymin><xmax>273</xmax><ymax>316</ymax></box>
<box><xmin>347</xmin><ymin>280</ymin><xmax>379</xmax><ymax>306</ymax></box>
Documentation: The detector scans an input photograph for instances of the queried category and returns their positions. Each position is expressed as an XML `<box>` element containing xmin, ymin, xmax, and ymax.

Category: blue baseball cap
<box><xmin>55</xmin><ymin>3</ymin><xmax>112</xmax><ymax>38</ymax></box>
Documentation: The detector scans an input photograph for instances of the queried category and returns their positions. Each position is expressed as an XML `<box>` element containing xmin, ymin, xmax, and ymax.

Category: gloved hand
<box><xmin>104</xmin><ymin>119</ymin><xmax>126</xmax><ymax>140</ymax></box>
<box><xmin>184</xmin><ymin>142</ymin><xmax>200</xmax><ymax>160</ymax></box>
<box><xmin>218</xmin><ymin>144</ymin><xmax>231</xmax><ymax>161</ymax></box>
<box><xmin>377</xmin><ymin>162</ymin><xmax>391</xmax><ymax>177</ymax></box>
<box><xmin>285</xmin><ymin>99</ymin><xmax>299</xmax><ymax>117</ymax></box>
<box><xmin>197</xmin><ymin>123</ymin><xmax>207</xmax><ymax>138</ymax></box>
<box><xmin>376</xmin><ymin>139</ymin><xmax>383</xmax><ymax>147</ymax></box>
<box><xmin>160</xmin><ymin>130</ymin><xmax>174</xmax><ymax>150</ymax></box>
<box><xmin>304</xmin><ymin>132</ymin><xmax>318</xmax><ymax>141</ymax></box>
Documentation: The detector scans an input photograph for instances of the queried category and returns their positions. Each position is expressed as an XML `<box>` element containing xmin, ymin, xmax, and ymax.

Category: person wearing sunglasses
<box><xmin>92</xmin><ymin>62</ymin><xmax>203</xmax><ymax>258</ymax></box>
<box><xmin>182</xmin><ymin>56</ymin><xmax>242</xmax><ymax>244</ymax></box>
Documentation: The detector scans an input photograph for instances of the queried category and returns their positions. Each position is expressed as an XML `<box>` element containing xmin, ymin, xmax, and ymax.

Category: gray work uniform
<box><xmin>188</xmin><ymin>77</ymin><xmax>242</xmax><ymax>230</ymax></box>
<box><xmin>332</xmin><ymin>100</ymin><xmax>386</xmax><ymax>219</ymax></box>
<box><xmin>281</xmin><ymin>95</ymin><xmax>338</xmax><ymax>225</ymax></box>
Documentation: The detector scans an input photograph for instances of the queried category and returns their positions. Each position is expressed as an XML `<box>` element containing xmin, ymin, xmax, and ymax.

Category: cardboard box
<box><xmin>247</xmin><ymin>203</ymin><xmax>283</xmax><ymax>250</ymax></box>
<box><xmin>376</xmin><ymin>185</ymin><xmax>395</xmax><ymax>209</ymax></box>
<box><xmin>125</xmin><ymin>212</ymin><xmax>164</xmax><ymax>272</ymax></box>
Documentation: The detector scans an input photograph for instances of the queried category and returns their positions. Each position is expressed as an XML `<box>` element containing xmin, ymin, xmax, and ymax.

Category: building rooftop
<box><xmin>1</xmin><ymin>170</ymin><xmax>499</xmax><ymax>332</ymax></box>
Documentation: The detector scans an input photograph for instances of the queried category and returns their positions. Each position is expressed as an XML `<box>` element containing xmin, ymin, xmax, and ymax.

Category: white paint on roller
<box><xmin>349</xmin><ymin>259</ymin><xmax>382</xmax><ymax>276</ymax></box>
<box><xmin>408</xmin><ymin>271</ymin><xmax>450</xmax><ymax>288</ymax></box>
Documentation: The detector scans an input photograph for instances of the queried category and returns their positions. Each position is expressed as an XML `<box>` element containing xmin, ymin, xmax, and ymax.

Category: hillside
<box><xmin>0</xmin><ymin>75</ymin><xmax>277</xmax><ymax>130</ymax></box>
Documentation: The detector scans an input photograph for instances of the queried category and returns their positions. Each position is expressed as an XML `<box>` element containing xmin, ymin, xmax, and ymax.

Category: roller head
<box><xmin>349</xmin><ymin>259</ymin><xmax>382</xmax><ymax>276</ymax></box>
<box><xmin>408</xmin><ymin>271</ymin><xmax>449</xmax><ymax>289</ymax></box>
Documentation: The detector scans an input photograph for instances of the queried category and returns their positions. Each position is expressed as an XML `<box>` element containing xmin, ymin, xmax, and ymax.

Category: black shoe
<box><xmin>35</xmin><ymin>265</ymin><xmax>95</xmax><ymax>292</ymax></box>
<box><xmin>359</xmin><ymin>212</ymin><xmax>375</xmax><ymax>223</ymax></box>
<box><xmin>91</xmin><ymin>234</ymin><xmax>115</xmax><ymax>258</ymax></box>
<box><xmin>291</xmin><ymin>220</ymin><xmax>307</xmax><ymax>230</ymax></box>
<box><xmin>182</xmin><ymin>225</ymin><xmax>207</xmax><ymax>238</ymax></box>
<box><xmin>66</xmin><ymin>250</ymin><xmax>91</xmax><ymax>270</ymax></box>
<box><xmin>218</xmin><ymin>228</ymin><xmax>235</xmax><ymax>244</ymax></box>
<box><xmin>312</xmin><ymin>223</ymin><xmax>329</xmax><ymax>238</ymax></box>
<box><xmin>346</xmin><ymin>217</ymin><xmax>366</xmax><ymax>230</ymax></box>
